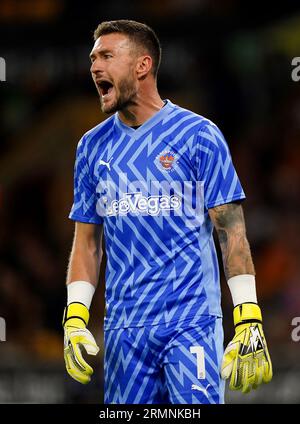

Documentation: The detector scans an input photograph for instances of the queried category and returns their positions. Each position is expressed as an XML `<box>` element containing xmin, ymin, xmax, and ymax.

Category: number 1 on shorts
<box><xmin>190</xmin><ymin>346</ymin><xmax>206</xmax><ymax>379</ymax></box>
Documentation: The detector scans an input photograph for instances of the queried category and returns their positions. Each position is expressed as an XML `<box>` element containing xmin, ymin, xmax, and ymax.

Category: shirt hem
<box><xmin>68</xmin><ymin>214</ymin><xmax>103</xmax><ymax>225</ymax></box>
<box><xmin>206</xmin><ymin>194</ymin><xmax>246</xmax><ymax>210</ymax></box>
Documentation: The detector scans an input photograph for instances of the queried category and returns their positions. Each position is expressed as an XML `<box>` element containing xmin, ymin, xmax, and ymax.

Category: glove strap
<box><xmin>62</xmin><ymin>302</ymin><xmax>90</xmax><ymax>327</ymax></box>
<box><xmin>233</xmin><ymin>302</ymin><xmax>262</xmax><ymax>328</ymax></box>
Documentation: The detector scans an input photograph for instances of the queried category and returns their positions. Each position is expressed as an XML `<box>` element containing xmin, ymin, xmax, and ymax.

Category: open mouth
<box><xmin>97</xmin><ymin>80</ymin><xmax>114</xmax><ymax>97</ymax></box>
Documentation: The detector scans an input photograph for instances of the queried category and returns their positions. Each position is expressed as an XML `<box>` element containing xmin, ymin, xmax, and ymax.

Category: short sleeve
<box><xmin>195</xmin><ymin>122</ymin><xmax>246</xmax><ymax>209</ymax></box>
<box><xmin>69</xmin><ymin>136</ymin><xmax>103</xmax><ymax>224</ymax></box>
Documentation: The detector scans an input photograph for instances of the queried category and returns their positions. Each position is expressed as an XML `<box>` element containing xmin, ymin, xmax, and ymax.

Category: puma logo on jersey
<box><xmin>99</xmin><ymin>157</ymin><xmax>113</xmax><ymax>171</ymax></box>
<box><xmin>191</xmin><ymin>383</ymin><xmax>211</xmax><ymax>397</ymax></box>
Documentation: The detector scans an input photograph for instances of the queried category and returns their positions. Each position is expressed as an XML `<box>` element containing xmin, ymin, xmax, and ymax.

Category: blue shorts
<box><xmin>104</xmin><ymin>315</ymin><xmax>225</xmax><ymax>404</ymax></box>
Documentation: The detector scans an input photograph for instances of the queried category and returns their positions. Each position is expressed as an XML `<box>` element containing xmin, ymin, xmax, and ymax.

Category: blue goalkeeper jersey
<box><xmin>69</xmin><ymin>100</ymin><xmax>245</xmax><ymax>330</ymax></box>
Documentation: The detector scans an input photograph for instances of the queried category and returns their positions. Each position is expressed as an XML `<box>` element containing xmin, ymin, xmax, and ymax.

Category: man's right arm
<box><xmin>66</xmin><ymin>222</ymin><xmax>103</xmax><ymax>288</ymax></box>
<box><xmin>63</xmin><ymin>222</ymin><xmax>103</xmax><ymax>384</ymax></box>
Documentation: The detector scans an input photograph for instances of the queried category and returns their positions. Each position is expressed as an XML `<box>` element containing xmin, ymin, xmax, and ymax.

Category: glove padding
<box><xmin>221</xmin><ymin>303</ymin><xmax>272</xmax><ymax>393</ymax></box>
<box><xmin>63</xmin><ymin>302</ymin><xmax>99</xmax><ymax>384</ymax></box>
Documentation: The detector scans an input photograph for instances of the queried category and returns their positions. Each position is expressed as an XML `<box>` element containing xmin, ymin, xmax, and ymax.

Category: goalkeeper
<box><xmin>63</xmin><ymin>19</ymin><xmax>272</xmax><ymax>403</ymax></box>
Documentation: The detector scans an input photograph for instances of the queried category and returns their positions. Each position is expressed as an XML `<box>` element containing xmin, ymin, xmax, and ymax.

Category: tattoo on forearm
<box><xmin>209</xmin><ymin>203</ymin><xmax>255</xmax><ymax>280</ymax></box>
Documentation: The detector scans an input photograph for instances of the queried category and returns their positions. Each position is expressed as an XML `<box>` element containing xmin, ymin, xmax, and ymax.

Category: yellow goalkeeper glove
<box><xmin>221</xmin><ymin>303</ymin><xmax>272</xmax><ymax>393</ymax></box>
<box><xmin>63</xmin><ymin>302</ymin><xmax>99</xmax><ymax>384</ymax></box>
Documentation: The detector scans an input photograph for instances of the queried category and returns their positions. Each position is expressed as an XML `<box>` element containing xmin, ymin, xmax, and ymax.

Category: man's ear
<box><xmin>136</xmin><ymin>55</ymin><xmax>152</xmax><ymax>79</ymax></box>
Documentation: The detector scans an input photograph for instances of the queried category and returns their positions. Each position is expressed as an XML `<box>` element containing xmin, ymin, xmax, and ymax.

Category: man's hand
<box><xmin>221</xmin><ymin>303</ymin><xmax>272</xmax><ymax>393</ymax></box>
<box><xmin>63</xmin><ymin>302</ymin><xmax>99</xmax><ymax>384</ymax></box>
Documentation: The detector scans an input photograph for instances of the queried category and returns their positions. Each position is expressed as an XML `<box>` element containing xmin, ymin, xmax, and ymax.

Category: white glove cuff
<box><xmin>67</xmin><ymin>281</ymin><xmax>95</xmax><ymax>309</ymax></box>
<box><xmin>227</xmin><ymin>274</ymin><xmax>257</xmax><ymax>307</ymax></box>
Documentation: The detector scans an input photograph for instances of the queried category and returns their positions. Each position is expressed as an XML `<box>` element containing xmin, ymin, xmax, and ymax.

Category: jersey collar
<box><xmin>114</xmin><ymin>99</ymin><xmax>175</xmax><ymax>139</ymax></box>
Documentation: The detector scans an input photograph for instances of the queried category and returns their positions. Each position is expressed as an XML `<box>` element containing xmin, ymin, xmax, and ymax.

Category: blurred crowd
<box><xmin>1</xmin><ymin>0</ymin><xmax>300</xmax><ymax>403</ymax></box>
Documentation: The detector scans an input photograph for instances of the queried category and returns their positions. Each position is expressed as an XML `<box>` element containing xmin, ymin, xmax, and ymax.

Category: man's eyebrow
<box><xmin>89</xmin><ymin>48</ymin><xmax>113</xmax><ymax>59</ymax></box>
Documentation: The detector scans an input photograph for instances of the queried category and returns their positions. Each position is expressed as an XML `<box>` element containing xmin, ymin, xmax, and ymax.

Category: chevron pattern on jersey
<box><xmin>69</xmin><ymin>100</ymin><xmax>245</xmax><ymax>329</ymax></box>
<box><xmin>104</xmin><ymin>315</ymin><xmax>225</xmax><ymax>404</ymax></box>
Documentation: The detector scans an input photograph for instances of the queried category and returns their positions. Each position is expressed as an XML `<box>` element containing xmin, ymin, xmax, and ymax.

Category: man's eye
<box><xmin>104</xmin><ymin>54</ymin><xmax>112</xmax><ymax>59</ymax></box>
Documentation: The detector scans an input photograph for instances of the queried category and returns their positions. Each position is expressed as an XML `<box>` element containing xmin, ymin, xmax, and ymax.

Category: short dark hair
<box><xmin>93</xmin><ymin>20</ymin><xmax>162</xmax><ymax>78</ymax></box>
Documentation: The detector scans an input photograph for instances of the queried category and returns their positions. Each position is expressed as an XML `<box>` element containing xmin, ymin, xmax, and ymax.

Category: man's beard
<box><xmin>100</xmin><ymin>76</ymin><xmax>137</xmax><ymax>114</ymax></box>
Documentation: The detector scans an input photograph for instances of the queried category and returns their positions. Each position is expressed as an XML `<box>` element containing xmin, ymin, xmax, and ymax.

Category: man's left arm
<box><xmin>209</xmin><ymin>201</ymin><xmax>273</xmax><ymax>393</ymax></box>
<box><xmin>208</xmin><ymin>201</ymin><xmax>254</xmax><ymax>280</ymax></box>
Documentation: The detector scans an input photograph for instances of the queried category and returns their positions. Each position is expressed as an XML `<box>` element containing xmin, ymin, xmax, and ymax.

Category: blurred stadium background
<box><xmin>1</xmin><ymin>0</ymin><xmax>300</xmax><ymax>404</ymax></box>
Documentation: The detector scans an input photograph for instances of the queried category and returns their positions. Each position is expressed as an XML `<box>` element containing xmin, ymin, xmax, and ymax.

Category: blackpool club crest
<box><xmin>156</xmin><ymin>150</ymin><xmax>178</xmax><ymax>172</ymax></box>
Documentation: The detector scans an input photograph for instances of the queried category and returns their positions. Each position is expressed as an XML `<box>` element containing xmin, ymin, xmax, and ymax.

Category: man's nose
<box><xmin>90</xmin><ymin>59</ymin><xmax>103</xmax><ymax>75</ymax></box>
